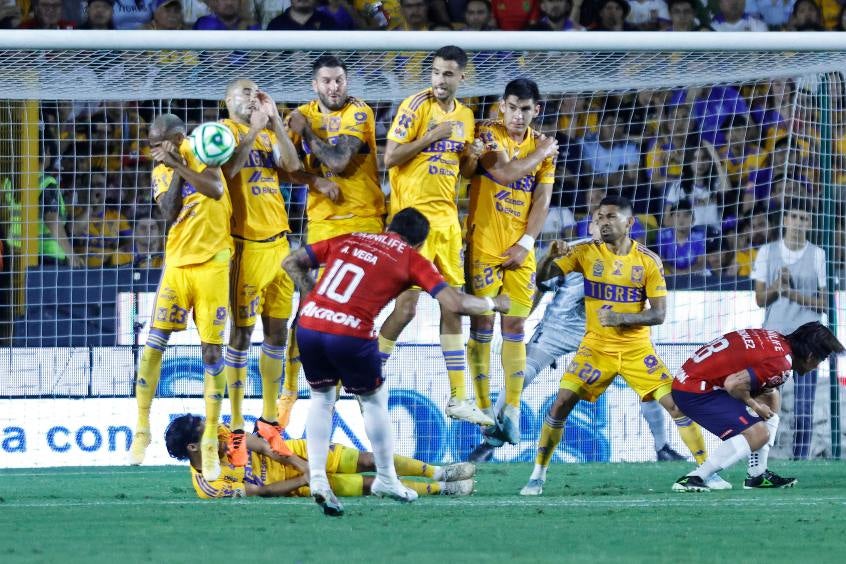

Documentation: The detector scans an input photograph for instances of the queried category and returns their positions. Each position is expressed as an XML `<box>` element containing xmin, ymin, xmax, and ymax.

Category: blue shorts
<box><xmin>297</xmin><ymin>327</ymin><xmax>382</xmax><ymax>394</ymax></box>
<box><xmin>672</xmin><ymin>388</ymin><xmax>763</xmax><ymax>440</ymax></box>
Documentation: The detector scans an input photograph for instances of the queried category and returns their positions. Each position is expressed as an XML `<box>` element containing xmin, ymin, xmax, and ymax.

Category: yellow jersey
<box><xmin>387</xmin><ymin>88</ymin><xmax>475</xmax><ymax>225</ymax></box>
<box><xmin>152</xmin><ymin>139</ymin><xmax>232</xmax><ymax>267</ymax></box>
<box><xmin>294</xmin><ymin>98</ymin><xmax>385</xmax><ymax>221</ymax></box>
<box><xmin>219</xmin><ymin>119</ymin><xmax>290</xmax><ymax>240</ymax></box>
<box><xmin>554</xmin><ymin>240</ymin><xmax>667</xmax><ymax>347</ymax></box>
<box><xmin>467</xmin><ymin>121</ymin><xmax>555</xmax><ymax>257</ymax></box>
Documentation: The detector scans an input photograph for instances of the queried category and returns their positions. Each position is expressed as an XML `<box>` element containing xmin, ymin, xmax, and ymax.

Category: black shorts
<box><xmin>296</xmin><ymin>326</ymin><xmax>382</xmax><ymax>394</ymax></box>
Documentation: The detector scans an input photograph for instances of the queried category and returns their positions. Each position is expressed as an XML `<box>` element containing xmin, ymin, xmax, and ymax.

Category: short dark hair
<box><xmin>672</xmin><ymin>199</ymin><xmax>693</xmax><ymax>213</ymax></box>
<box><xmin>388</xmin><ymin>207</ymin><xmax>430</xmax><ymax>246</ymax></box>
<box><xmin>312</xmin><ymin>54</ymin><xmax>347</xmax><ymax>76</ymax></box>
<box><xmin>164</xmin><ymin>414</ymin><xmax>203</xmax><ymax>461</ymax></box>
<box><xmin>433</xmin><ymin>45</ymin><xmax>468</xmax><ymax>69</ymax></box>
<box><xmin>785</xmin><ymin>322</ymin><xmax>845</xmax><ymax>366</ymax></box>
<box><xmin>503</xmin><ymin>78</ymin><xmax>541</xmax><ymax>104</ymax></box>
<box><xmin>598</xmin><ymin>194</ymin><xmax>633</xmax><ymax>214</ymax></box>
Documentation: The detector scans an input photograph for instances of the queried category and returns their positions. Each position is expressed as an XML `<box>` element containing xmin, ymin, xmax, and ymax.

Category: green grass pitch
<box><xmin>2</xmin><ymin>461</ymin><xmax>845</xmax><ymax>563</ymax></box>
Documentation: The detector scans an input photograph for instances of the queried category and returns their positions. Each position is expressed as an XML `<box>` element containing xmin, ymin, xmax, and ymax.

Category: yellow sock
<box><xmin>378</xmin><ymin>334</ymin><xmax>396</xmax><ymax>365</ymax></box>
<box><xmin>440</xmin><ymin>334</ymin><xmax>466</xmax><ymax>400</ymax></box>
<box><xmin>535</xmin><ymin>413</ymin><xmax>565</xmax><ymax>467</ymax></box>
<box><xmin>674</xmin><ymin>416</ymin><xmax>708</xmax><ymax>464</ymax></box>
<box><xmin>224</xmin><ymin>346</ymin><xmax>248</xmax><ymax>430</ymax></box>
<box><xmin>329</xmin><ymin>474</ymin><xmax>365</xmax><ymax>497</ymax></box>
<box><xmin>502</xmin><ymin>333</ymin><xmax>526</xmax><ymax>408</ymax></box>
<box><xmin>282</xmin><ymin>326</ymin><xmax>300</xmax><ymax>395</ymax></box>
<box><xmin>136</xmin><ymin>342</ymin><xmax>165</xmax><ymax>431</ymax></box>
<box><xmin>393</xmin><ymin>454</ymin><xmax>436</xmax><ymax>478</ymax></box>
<box><xmin>467</xmin><ymin>329</ymin><xmax>493</xmax><ymax>410</ymax></box>
<box><xmin>403</xmin><ymin>479</ymin><xmax>438</xmax><ymax>496</ymax></box>
<box><xmin>260</xmin><ymin>343</ymin><xmax>285</xmax><ymax>421</ymax></box>
<box><xmin>203</xmin><ymin>357</ymin><xmax>226</xmax><ymax>441</ymax></box>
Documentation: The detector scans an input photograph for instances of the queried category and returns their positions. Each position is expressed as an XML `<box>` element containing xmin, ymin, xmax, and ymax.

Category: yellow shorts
<box><xmin>287</xmin><ymin>440</ymin><xmax>362</xmax><ymax>497</ymax></box>
<box><xmin>230</xmin><ymin>237</ymin><xmax>293</xmax><ymax>327</ymax></box>
<box><xmin>418</xmin><ymin>219</ymin><xmax>464</xmax><ymax>287</ymax></box>
<box><xmin>150</xmin><ymin>253</ymin><xmax>229</xmax><ymax>344</ymax></box>
<box><xmin>559</xmin><ymin>340</ymin><xmax>673</xmax><ymax>402</ymax></box>
<box><xmin>466</xmin><ymin>247</ymin><xmax>536</xmax><ymax>317</ymax></box>
<box><xmin>307</xmin><ymin>215</ymin><xmax>385</xmax><ymax>244</ymax></box>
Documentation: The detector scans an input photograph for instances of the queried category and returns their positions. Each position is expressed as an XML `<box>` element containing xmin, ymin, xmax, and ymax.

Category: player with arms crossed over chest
<box><xmin>283</xmin><ymin>208</ymin><xmax>510</xmax><ymax>516</ymax></box>
<box><xmin>279</xmin><ymin>54</ymin><xmax>387</xmax><ymax>425</ymax></box>
<box><xmin>671</xmin><ymin>322</ymin><xmax>844</xmax><ymax>492</ymax></box>
<box><xmin>128</xmin><ymin>114</ymin><xmax>232</xmax><ymax>481</ymax></box>
<box><xmin>378</xmin><ymin>45</ymin><xmax>490</xmax><ymax>425</ymax></box>
<box><xmin>219</xmin><ymin>79</ymin><xmax>302</xmax><ymax>466</ymax></box>
<box><xmin>520</xmin><ymin>195</ymin><xmax>709</xmax><ymax>495</ymax></box>
<box><xmin>465</xmin><ymin>77</ymin><xmax>558</xmax><ymax>444</ymax></box>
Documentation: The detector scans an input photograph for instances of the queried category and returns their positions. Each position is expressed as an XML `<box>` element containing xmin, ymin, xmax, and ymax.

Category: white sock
<box><xmin>358</xmin><ymin>384</ymin><xmax>398</xmax><ymax>483</ymax></box>
<box><xmin>305</xmin><ymin>386</ymin><xmax>336</xmax><ymax>488</ymax></box>
<box><xmin>432</xmin><ymin>465</ymin><xmax>445</xmax><ymax>480</ymax></box>
<box><xmin>529</xmin><ymin>463</ymin><xmax>548</xmax><ymax>481</ymax></box>
<box><xmin>748</xmin><ymin>414</ymin><xmax>780</xmax><ymax>478</ymax></box>
<box><xmin>639</xmin><ymin>400</ymin><xmax>667</xmax><ymax>451</ymax></box>
<box><xmin>690</xmin><ymin>434</ymin><xmax>751</xmax><ymax>479</ymax></box>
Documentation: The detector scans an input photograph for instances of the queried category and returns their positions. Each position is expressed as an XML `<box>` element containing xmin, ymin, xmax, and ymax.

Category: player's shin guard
<box><xmin>224</xmin><ymin>347</ymin><xmax>248</xmax><ymax>430</ymax></box>
<box><xmin>467</xmin><ymin>329</ymin><xmax>493</xmax><ymax>410</ymax></box>
<box><xmin>748</xmin><ymin>414</ymin><xmax>779</xmax><ymax>478</ymax></box>
<box><xmin>674</xmin><ymin>415</ymin><xmax>708</xmax><ymax>464</ymax></box>
<box><xmin>392</xmin><ymin>454</ymin><xmax>436</xmax><ymax>478</ymax></box>
<box><xmin>691</xmin><ymin>434</ymin><xmax>751</xmax><ymax>479</ymax></box>
<box><xmin>640</xmin><ymin>400</ymin><xmax>668</xmax><ymax>451</ymax></box>
<box><xmin>378</xmin><ymin>334</ymin><xmax>396</xmax><ymax>368</ymax></box>
<box><xmin>359</xmin><ymin>385</ymin><xmax>399</xmax><ymax>484</ymax></box>
<box><xmin>502</xmin><ymin>333</ymin><xmax>526</xmax><ymax>408</ymax></box>
<box><xmin>306</xmin><ymin>387</ymin><xmax>336</xmax><ymax>487</ymax></box>
<box><xmin>441</xmin><ymin>334</ymin><xmax>467</xmax><ymax>400</ymax></box>
<box><xmin>532</xmin><ymin>413</ymin><xmax>565</xmax><ymax>481</ymax></box>
<box><xmin>282</xmin><ymin>326</ymin><xmax>300</xmax><ymax>395</ymax></box>
<box><xmin>259</xmin><ymin>343</ymin><xmax>285</xmax><ymax>421</ymax></box>
<box><xmin>135</xmin><ymin>330</ymin><xmax>168</xmax><ymax>431</ymax></box>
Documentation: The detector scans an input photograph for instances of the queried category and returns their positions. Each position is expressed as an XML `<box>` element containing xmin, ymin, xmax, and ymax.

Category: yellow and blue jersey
<box><xmin>152</xmin><ymin>139</ymin><xmax>232</xmax><ymax>267</ymax></box>
<box><xmin>553</xmin><ymin>240</ymin><xmax>666</xmax><ymax>347</ymax></box>
<box><xmin>219</xmin><ymin>119</ymin><xmax>290</xmax><ymax>240</ymax></box>
<box><xmin>467</xmin><ymin>120</ymin><xmax>555</xmax><ymax>258</ymax></box>
<box><xmin>386</xmin><ymin>88</ymin><xmax>475</xmax><ymax>225</ymax></box>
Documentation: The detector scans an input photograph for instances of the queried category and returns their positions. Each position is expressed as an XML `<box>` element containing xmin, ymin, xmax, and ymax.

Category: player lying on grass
<box><xmin>671</xmin><ymin>322</ymin><xmax>844</xmax><ymax>492</ymax></box>
<box><xmin>165</xmin><ymin>414</ymin><xmax>476</xmax><ymax>499</ymax></box>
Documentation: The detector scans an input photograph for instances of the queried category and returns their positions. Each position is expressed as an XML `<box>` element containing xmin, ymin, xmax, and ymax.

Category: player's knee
<box><xmin>550</xmin><ymin>390</ymin><xmax>578</xmax><ymax>418</ymax></box>
<box><xmin>357</xmin><ymin>452</ymin><xmax>375</xmax><ymax>472</ymax></box>
<box><xmin>744</xmin><ymin>423</ymin><xmax>769</xmax><ymax>451</ymax></box>
<box><xmin>658</xmin><ymin>395</ymin><xmax>683</xmax><ymax>419</ymax></box>
<box><xmin>501</xmin><ymin>316</ymin><xmax>525</xmax><ymax>335</ymax></box>
<box><xmin>229</xmin><ymin>326</ymin><xmax>252</xmax><ymax>350</ymax></box>
<box><xmin>471</xmin><ymin>315</ymin><xmax>495</xmax><ymax>332</ymax></box>
<box><xmin>201</xmin><ymin>345</ymin><xmax>223</xmax><ymax>367</ymax></box>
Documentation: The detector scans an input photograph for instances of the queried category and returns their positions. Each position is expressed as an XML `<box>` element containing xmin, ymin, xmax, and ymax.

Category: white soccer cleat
<box><xmin>439</xmin><ymin>462</ymin><xmax>476</xmax><ymax>482</ymax></box>
<box><xmin>371</xmin><ymin>478</ymin><xmax>418</xmax><ymax>503</ymax></box>
<box><xmin>440</xmin><ymin>479</ymin><xmax>475</xmax><ymax>496</ymax></box>
<box><xmin>445</xmin><ymin>398</ymin><xmax>495</xmax><ymax>426</ymax></box>
<box><xmin>705</xmin><ymin>474</ymin><xmax>733</xmax><ymax>490</ymax></box>
<box><xmin>200</xmin><ymin>437</ymin><xmax>221</xmax><ymax>481</ymax></box>
<box><xmin>499</xmin><ymin>404</ymin><xmax>521</xmax><ymax>445</ymax></box>
<box><xmin>520</xmin><ymin>478</ymin><xmax>545</xmax><ymax>496</ymax></box>
<box><xmin>312</xmin><ymin>483</ymin><xmax>344</xmax><ymax>517</ymax></box>
<box><xmin>127</xmin><ymin>429</ymin><xmax>151</xmax><ymax>466</ymax></box>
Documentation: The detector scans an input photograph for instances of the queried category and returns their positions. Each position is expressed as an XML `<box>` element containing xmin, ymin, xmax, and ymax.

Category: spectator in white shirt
<box><xmin>626</xmin><ymin>0</ymin><xmax>669</xmax><ymax>30</ymax></box>
<box><xmin>711</xmin><ymin>0</ymin><xmax>768</xmax><ymax>30</ymax></box>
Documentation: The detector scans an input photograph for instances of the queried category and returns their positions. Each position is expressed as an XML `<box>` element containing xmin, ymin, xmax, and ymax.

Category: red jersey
<box><xmin>298</xmin><ymin>232</ymin><xmax>447</xmax><ymax>339</ymax></box>
<box><xmin>673</xmin><ymin>329</ymin><xmax>793</xmax><ymax>394</ymax></box>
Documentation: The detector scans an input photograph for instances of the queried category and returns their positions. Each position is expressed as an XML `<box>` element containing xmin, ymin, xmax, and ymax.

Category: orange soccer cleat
<box><xmin>255</xmin><ymin>418</ymin><xmax>293</xmax><ymax>457</ymax></box>
<box><xmin>227</xmin><ymin>429</ymin><xmax>248</xmax><ymax>467</ymax></box>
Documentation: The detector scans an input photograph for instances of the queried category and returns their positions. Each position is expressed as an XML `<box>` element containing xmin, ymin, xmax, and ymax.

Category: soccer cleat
<box><xmin>227</xmin><ymin>429</ymin><xmax>247</xmax><ymax>467</ymax></box>
<box><xmin>440</xmin><ymin>462</ymin><xmax>476</xmax><ymax>482</ymax></box>
<box><xmin>743</xmin><ymin>469</ymin><xmax>797</xmax><ymax>489</ymax></box>
<box><xmin>440</xmin><ymin>479</ymin><xmax>475</xmax><ymax>496</ymax></box>
<box><xmin>468</xmin><ymin>441</ymin><xmax>496</xmax><ymax>463</ymax></box>
<box><xmin>371</xmin><ymin>478</ymin><xmax>419</xmax><ymax>503</ymax></box>
<box><xmin>498</xmin><ymin>404</ymin><xmax>521</xmax><ymax>445</ymax></box>
<box><xmin>127</xmin><ymin>429</ymin><xmax>151</xmax><ymax>465</ymax></box>
<box><xmin>445</xmin><ymin>398</ymin><xmax>495</xmax><ymax>426</ymax></box>
<box><xmin>482</xmin><ymin>421</ymin><xmax>506</xmax><ymax>448</ymax></box>
<box><xmin>201</xmin><ymin>437</ymin><xmax>221</xmax><ymax>481</ymax></box>
<box><xmin>705</xmin><ymin>473</ymin><xmax>733</xmax><ymax>490</ymax></box>
<box><xmin>276</xmin><ymin>390</ymin><xmax>297</xmax><ymax>430</ymax></box>
<box><xmin>672</xmin><ymin>475</ymin><xmax>710</xmax><ymax>492</ymax></box>
<box><xmin>255</xmin><ymin>418</ymin><xmax>293</xmax><ymax>457</ymax></box>
<box><xmin>656</xmin><ymin>444</ymin><xmax>687</xmax><ymax>461</ymax></box>
<box><xmin>520</xmin><ymin>478</ymin><xmax>545</xmax><ymax>496</ymax></box>
<box><xmin>312</xmin><ymin>484</ymin><xmax>344</xmax><ymax>517</ymax></box>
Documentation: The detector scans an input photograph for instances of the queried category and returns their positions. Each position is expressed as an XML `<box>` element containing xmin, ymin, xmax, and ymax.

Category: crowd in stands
<box><xmin>2</xmin><ymin>0</ymin><xmax>845</xmax><ymax>32</ymax></box>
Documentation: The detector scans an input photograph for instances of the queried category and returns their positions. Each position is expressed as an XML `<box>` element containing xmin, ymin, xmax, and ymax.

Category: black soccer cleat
<box><xmin>743</xmin><ymin>469</ymin><xmax>797</xmax><ymax>489</ymax></box>
<box><xmin>656</xmin><ymin>444</ymin><xmax>687</xmax><ymax>461</ymax></box>
<box><xmin>672</xmin><ymin>474</ymin><xmax>710</xmax><ymax>492</ymax></box>
<box><xmin>467</xmin><ymin>441</ymin><xmax>495</xmax><ymax>463</ymax></box>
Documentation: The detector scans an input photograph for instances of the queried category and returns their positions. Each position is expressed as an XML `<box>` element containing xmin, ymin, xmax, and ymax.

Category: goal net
<box><xmin>0</xmin><ymin>31</ymin><xmax>843</xmax><ymax>467</ymax></box>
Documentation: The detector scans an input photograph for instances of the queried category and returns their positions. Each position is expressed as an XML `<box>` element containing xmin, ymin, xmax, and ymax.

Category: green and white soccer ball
<box><xmin>190</xmin><ymin>122</ymin><xmax>235</xmax><ymax>166</ymax></box>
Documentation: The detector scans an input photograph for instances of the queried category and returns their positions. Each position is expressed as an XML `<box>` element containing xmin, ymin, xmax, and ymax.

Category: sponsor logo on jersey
<box><xmin>592</xmin><ymin>260</ymin><xmax>604</xmax><ymax>277</ymax></box>
<box><xmin>300</xmin><ymin>301</ymin><xmax>362</xmax><ymax>329</ymax></box>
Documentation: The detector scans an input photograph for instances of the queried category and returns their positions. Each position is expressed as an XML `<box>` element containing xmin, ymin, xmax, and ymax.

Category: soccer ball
<box><xmin>190</xmin><ymin>122</ymin><xmax>235</xmax><ymax>167</ymax></box>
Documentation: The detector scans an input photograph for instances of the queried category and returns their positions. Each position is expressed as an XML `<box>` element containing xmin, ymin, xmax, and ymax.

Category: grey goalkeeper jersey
<box><xmin>530</xmin><ymin>272</ymin><xmax>586</xmax><ymax>353</ymax></box>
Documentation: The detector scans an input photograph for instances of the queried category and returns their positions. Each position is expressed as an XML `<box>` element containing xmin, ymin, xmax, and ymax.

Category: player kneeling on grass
<box><xmin>165</xmin><ymin>414</ymin><xmax>476</xmax><ymax>500</ymax></box>
<box><xmin>672</xmin><ymin>322</ymin><xmax>843</xmax><ymax>492</ymax></box>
